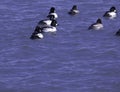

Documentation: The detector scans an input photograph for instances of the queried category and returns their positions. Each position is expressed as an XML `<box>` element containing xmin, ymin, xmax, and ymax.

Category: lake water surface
<box><xmin>0</xmin><ymin>0</ymin><xmax>120</xmax><ymax>92</ymax></box>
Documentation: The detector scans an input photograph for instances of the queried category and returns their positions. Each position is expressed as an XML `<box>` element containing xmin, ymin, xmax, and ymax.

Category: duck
<box><xmin>115</xmin><ymin>29</ymin><xmax>120</xmax><ymax>36</ymax></box>
<box><xmin>38</xmin><ymin>15</ymin><xmax>58</xmax><ymax>28</ymax></box>
<box><xmin>103</xmin><ymin>6</ymin><xmax>117</xmax><ymax>19</ymax></box>
<box><xmin>88</xmin><ymin>18</ymin><xmax>103</xmax><ymax>30</ymax></box>
<box><xmin>47</xmin><ymin>7</ymin><xmax>58</xmax><ymax>19</ymax></box>
<box><xmin>68</xmin><ymin>5</ymin><xmax>79</xmax><ymax>15</ymax></box>
<box><xmin>30</xmin><ymin>26</ymin><xmax>44</xmax><ymax>39</ymax></box>
<box><xmin>41</xmin><ymin>20</ymin><xmax>57</xmax><ymax>33</ymax></box>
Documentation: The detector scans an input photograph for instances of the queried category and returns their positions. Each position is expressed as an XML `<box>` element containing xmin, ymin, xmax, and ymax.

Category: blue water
<box><xmin>0</xmin><ymin>0</ymin><xmax>120</xmax><ymax>92</ymax></box>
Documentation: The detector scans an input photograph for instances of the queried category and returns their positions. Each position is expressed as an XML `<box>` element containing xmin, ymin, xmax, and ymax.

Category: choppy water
<box><xmin>0</xmin><ymin>0</ymin><xmax>120</xmax><ymax>92</ymax></box>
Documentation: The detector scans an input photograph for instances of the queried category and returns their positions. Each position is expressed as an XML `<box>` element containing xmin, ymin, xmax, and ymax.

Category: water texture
<box><xmin>0</xmin><ymin>0</ymin><xmax>120</xmax><ymax>92</ymax></box>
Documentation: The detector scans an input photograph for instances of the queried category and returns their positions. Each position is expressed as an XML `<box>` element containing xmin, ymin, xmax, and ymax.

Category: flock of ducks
<box><xmin>88</xmin><ymin>6</ymin><xmax>117</xmax><ymax>30</ymax></box>
<box><xmin>30</xmin><ymin>5</ymin><xmax>119</xmax><ymax>40</ymax></box>
<box><xmin>30</xmin><ymin>7</ymin><xmax>58</xmax><ymax>39</ymax></box>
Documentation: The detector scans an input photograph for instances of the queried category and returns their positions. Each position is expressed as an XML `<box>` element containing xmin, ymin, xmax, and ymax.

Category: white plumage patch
<box><xmin>73</xmin><ymin>10</ymin><xmax>79</xmax><ymax>13</ymax></box>
<box><xmin>108</xmin><ymin>12</ymin><xmax>117</xmax><ymax>18</ymax></box>
<box><xmin>36</xmin><ymin>33</ymin><xmax>44</xmax><ymax>39</ymax></box>
<box><xmin>49</xmin><ymin>13</ymin><xmax>58</xmax><ymax>19</ymax></box>
<box><xmin>92</xmin><ymin>24</ymin><xmax>103</xmax><ymax>30</ymax></box>
<box><xmin>42</xmin><ymin>27</ymin><xmax>57</xmax><ymax>33</ymax></box>
<box><xmin>43</xmin><ymin>20</ymin><xmax>52</xmax><ymax>25</ymax></box>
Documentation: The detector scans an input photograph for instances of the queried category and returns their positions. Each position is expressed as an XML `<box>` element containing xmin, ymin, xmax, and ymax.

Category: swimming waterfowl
<box><xmin>47</xmin><ymin>7</ymin><xmax>58</xmax><ymax>19</ymax></box>
<box><xmin>30</xmin><ymin>26</ymin><xmax>44</xmax><ymax>39</ymax></box>
<box><xmin>88</xmin><ymin>18</ymin><xmax>103</xmax><ymax>30</ymax></box>
<box><xmin>103</xmin><ymin>6</ymin><xmax>117</xmax><ymax>19</ymax></box>
<box><xmin>41</xmin><ymin>20</ymin><xmax>57</xmax><ymax>33</ymax></box>
<box><xmin>38</xmin><ymin>15</ymin><xmax>57</xmax><ymax>28</ymax></box>
<box><xmin>68</xmin><ymin>5</ymin><xmax>79</xmax><ymax>15</ymax></box>
<box><xmin>38</xmin><ymin>15</ymin><xmax>54</xmax><ymax>26</ymax></box>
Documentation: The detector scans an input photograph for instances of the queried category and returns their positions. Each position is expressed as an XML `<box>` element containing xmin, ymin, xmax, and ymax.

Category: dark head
<box><xmin>49</xmin><ymin>7</ymin><xmax>55</xmax><ymax>13</ymax></box>
<box><xmin>34</xmin><ymin>26</ymin><xmax>43</xmax><ymax>33</ymax></box>
<box><xmin>110</xmin><ymin>6</ymin><xmax>116</xmax><ymax>12</ymax></box>
<box><xmin>72</xmin><ymin>5</ymin><xmax>77</xmax><ymax>10</ymax></box>
<box><xmin>115</xmin><ymin>29</ymin><xmax>120</xmax><ymax>36</ymax></box>
<box><xmin>30</xmin><ymin>32</ymin><xmax>43</xmax><ymax>39</ymax></box>
<box><xmin>30</xmin><ymin>32</ymin><xmax>39</xmax><ymax>39</ymax></box>
<box><xmin>30</xmin><ymin>27</ymin><xmax>43</xmax><ymax>39</ymax></box>
<box><xmin>96</xmin><ymin>18</ymin><xmax>102</xmax><ymax>24</ymax></box>
<box><xmin>48</xmin><ymin>15</ymin><xmax>55</xmax><ymax>20</ymax></box>
<box><xmin>51</xmin><ymin>20</ymin><xmax>57</xmax><ymax>27</ymax></box>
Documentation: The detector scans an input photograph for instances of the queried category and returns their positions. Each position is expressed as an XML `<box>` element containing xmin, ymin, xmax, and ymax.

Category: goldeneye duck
<box><xmin>38</xmin><ymin>15</ymin><xmax>57</xmax><ymax>28</ymax></box>
<box><xmin>30</xmin><ymin>26</ymin><xmax>44</xmax><ymax>39</ymax></box>
<box><xmin>68</xmin><ymin>5</ymin><xmax>79</xmax><ymax>15</ymax></box>
<box><xmin>47</xmin><ymin>7</ymin><xmax>58</xmax><ymax>19</ymax></box>
<box><xmin>41</xmin><ymin>20</ymin><xmax>57</xmax><ymax>33</ymax></box>
<box><xmin>103</xmin><ymin>6</ymin><xmax>117</xmax><ymax>19</ymax></box>
<box><xmin>115</xmin><ymin>29</ymin><xmax>120</xmax><ymax>36</ymax></box>
<box><xmin>88</xmin><ymin>18</ymin><xmax>103</xmax><ymax>30</ymax></box>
